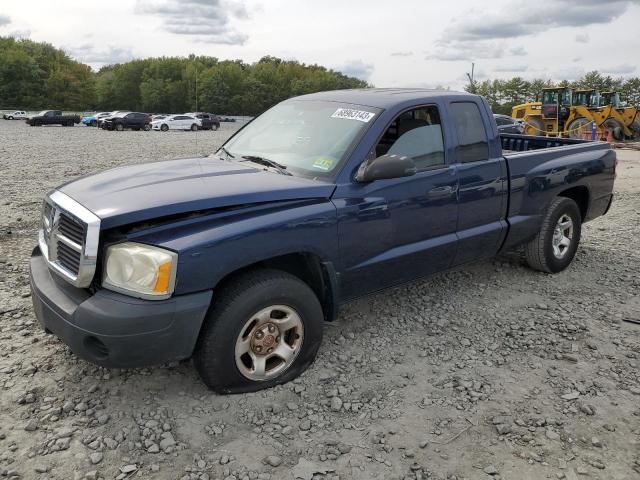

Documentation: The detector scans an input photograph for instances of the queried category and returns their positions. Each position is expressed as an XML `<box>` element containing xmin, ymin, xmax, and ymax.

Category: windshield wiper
<box><xmin>217</xmin><ymin>146</ymin><xmax>235</xmax><ymax>159</ymax></box>
<box><xmin>240</xmin><ymin>155</ymin><xmax>292</xmax><ymax>176</ymax></box>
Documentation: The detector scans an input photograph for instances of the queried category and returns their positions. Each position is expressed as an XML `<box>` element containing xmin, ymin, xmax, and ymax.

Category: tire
<box><xmin>115</xmin><ymin>123</ymin><xmax>124</xmax><ymax>131</ymax></box>
<box><xmin>143</xmin><ymin>124</ymin><xmax>151</xmax><ymax>131</ymax></box>
<box><xmin>194</xmin><ymin>269</ymin><xmax>324</xmax><ymax>394</ymax></box>
<box><xmin>160</xmin><ymin>124</ymin><xmax>169</xmax><ymax>132</ymax></box>
<box><xmin>524</xmin><ymin>117</ymin><xmax>544</xmax><ymax>136</ymax></box>
<box><xmin>7</xmin><ymin>116</ymin><xmax>13</xmax><ymax>120</ymax></box>
<box><xmin>91</xmin><ymin>120</ymin><xmax>97</xmax><ymax>127</ymax></box>
<box><xmin>191</xmin><ymin>123</ymin><xmax>198</xmax><ymax>131</ymax></box>
<box><xmin>524</xmin><ymin>197</ymin><xmax>582</xmax><ymax>273</ymax></box>
<box><xmin>567</xmin><ymin>117</ymin><xmax>591</xmax><ymax>139</ymax></box>
<box><xmin>212</xmin><ymin>124</ymin><xmax>219</xmax><ymax>131</ymax></box>
<box><xmin>603</xmin><ymin>118</ymin><xmax>624</xmax><ymax>141</ymax></box>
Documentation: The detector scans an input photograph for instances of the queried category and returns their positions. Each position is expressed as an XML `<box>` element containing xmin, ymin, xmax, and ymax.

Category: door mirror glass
<box><xmin>355</xmin><ymin>154</ymin><xmax>417</xmax><ymax>183</ymax></box>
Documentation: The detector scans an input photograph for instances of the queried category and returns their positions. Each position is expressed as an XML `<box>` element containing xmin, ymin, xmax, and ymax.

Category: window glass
<box><xmin>373</xmin><ymin>106</ymin><xmax>445</xmax><ymax>171</ymax></box>
<box><xmin>222</xmin><ymin>100</ymin><xmax>380</xmax><ymax>176</ymax></box>
<box><xmin>450</xmin><ymin>102</ymin><xmax>489</xmax><ymax>163</ymax></box>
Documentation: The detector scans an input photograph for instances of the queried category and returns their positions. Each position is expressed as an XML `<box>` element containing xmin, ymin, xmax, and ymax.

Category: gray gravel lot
<box><xmin>0</xmin><ymin>120</ymin><xmax>639</xmax><ymax>480</ymax></box>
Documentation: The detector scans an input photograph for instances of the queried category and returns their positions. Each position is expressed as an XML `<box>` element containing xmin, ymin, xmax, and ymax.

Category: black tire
<box><xmin>524</xmin><ymin>197</ymin><xmax>582</xmax><ymax>273</ymax></box>
<box><xmin>603</xmin><ymin>118</ymin><xmax>624</xmax><ymax>141</ymax></box>
<box><xmin>115</xmin><ymin>123</ymin><xmax>124</xmax><ymax>131</ymax></box>
<box><xmin>194</xmin><ymin>269</ymin><xmax>324</xmax><ymax>394</ymax></box>
<box><xmin>160</xmin><ymin>124</ymin><xmax>169</xmax><ymax>132</ymax></box>
<box><xmin>191</xmin><ymin>123</ymin><xmax>198</xmax><ymax>131</ymax></box>
<box><xmin>7</xmin><ymin>116</ymin><xmax>13</xmax><ymax>120</ymax></box>
<box><xmin>212</xmin><ymin>124</ymin><xmax>219</xmax><ymax>131</ymax></box>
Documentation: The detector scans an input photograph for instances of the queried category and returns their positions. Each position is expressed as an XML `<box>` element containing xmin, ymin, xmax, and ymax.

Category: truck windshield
<box><xmin>219</xmin><ymin>100</ymin><xmax>380</xmax><ymax>177</ymax></box>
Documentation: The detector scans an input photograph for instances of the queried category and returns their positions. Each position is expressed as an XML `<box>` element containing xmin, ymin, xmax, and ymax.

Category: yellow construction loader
<box><xmin>512</xmin><ymin>87</ymin><xmax>638</xmax><ymax>140</ymax></box>
<box><xmin>600</xmin><ymin>91</ymin><xmax>640</xmax><ymax>137</ymax></box>
<box><xmin>512</xmin><ymin>87</ymin><xmax>574</xmax><ymax>136</ymax></box>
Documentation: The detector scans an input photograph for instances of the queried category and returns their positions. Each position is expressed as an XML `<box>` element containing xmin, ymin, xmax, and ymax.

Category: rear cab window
<box><xmin>450</xmin><ymin>102</ymin><xmax>489</xmax><ymax>163</ymax></box>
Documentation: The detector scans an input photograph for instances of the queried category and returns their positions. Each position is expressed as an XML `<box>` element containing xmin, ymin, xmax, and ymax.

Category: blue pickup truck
<box><xmin>30</xmin><ymin>89</ymin><xmax>616</xmax><ymax>393</ymax></box>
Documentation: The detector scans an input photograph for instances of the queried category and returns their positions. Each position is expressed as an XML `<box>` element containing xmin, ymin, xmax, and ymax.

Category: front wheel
<box><xmin>7</xmin><ymin>116</ymin><xmax>13</xmax><ymax>120</ymax></box>
<box><xmin>194</xmin><ymin>269</ymin><xmax>324</xmax><ymax>394</ymax></box>
<box><xmin>525</xmin><ymin>197</ymin><xmax>582</xmax><ymax>273</ymax></box>
<box><xmin>160</xmin><ymin>124</ymin><xmax>169</xmax><ymax>132</ymax></box>
<box><xmin>115</xmin><ymin>123</ymin><xmax>124</xmax><ymax>131</ymax></box>
<box><xmin>191</xmin><ymin>123</ymin><xmax>198</xmax><ymax>131</ymax></box>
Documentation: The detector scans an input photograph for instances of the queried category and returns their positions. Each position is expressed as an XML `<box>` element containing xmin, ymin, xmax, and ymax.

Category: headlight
<box><xmin>103</xmin><ymin>242</ymin><xmax>177</xmax><ymax>300</ymax></box>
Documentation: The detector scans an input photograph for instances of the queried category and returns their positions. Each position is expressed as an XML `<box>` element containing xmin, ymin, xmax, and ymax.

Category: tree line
<box><xmin>0</xmin><ymin>37</ymin><xmax>368</xmax><ymax>115</ymax></box>
<box><xmin>466</xmin><ymin>71</ymin><xmax>640</xmax><ymax>115</ymax></box>
<box><xmin>3</xmin><ymin>36</ymin><xmax>639</xmax><ymax>117</ymax></box>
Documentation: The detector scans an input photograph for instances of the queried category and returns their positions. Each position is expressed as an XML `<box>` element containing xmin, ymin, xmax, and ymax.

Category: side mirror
<box><xmin>355</xmin><ymin>154</ymin><xmax>417</xmax><ymax>183</ymax></box>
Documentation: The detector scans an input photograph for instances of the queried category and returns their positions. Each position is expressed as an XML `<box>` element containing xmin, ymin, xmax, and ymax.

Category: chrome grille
<box><xmin>39</xmin><ymin>190</ymin><xmax>101</xmax><ymax>288</ymax></box>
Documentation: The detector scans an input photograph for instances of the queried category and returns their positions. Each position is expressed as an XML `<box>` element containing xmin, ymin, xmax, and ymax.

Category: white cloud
<box><xmin>135</xmin><ymin>0</ymin><xmax>249</xmax><ymax>45</ymax></box>
<box><xmin>337</xmin><ymin>60</ymin><xmax>374</xmax><ymax>81</ymax></box>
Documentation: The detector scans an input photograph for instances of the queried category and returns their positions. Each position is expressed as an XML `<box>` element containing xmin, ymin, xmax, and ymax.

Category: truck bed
<box><xmin>500</xmin><ymin>133</ymin><xmax>591</xmax><ymax>153</ymax></box>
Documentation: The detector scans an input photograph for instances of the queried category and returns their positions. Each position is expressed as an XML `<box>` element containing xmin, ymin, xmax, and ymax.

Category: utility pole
<box><xmin>466</xmin><ymin>63</ymin><xmax>476</xmax><ymax>93</ymax></box>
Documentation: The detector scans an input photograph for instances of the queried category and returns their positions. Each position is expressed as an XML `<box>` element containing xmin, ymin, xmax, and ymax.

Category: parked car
<box><xmin>81</xmin><ymin>112</ymin><xmax>112</xmax><ymax>127</ymax></box>
<box><xmin>3</xmin><ymin>110</ymin><xmax>27</xmax><ymax>120</ymax></box>
<box><xmin>494</xmin><ymin>114</ymin><xmax>524</xmax><ymax>134</ymax></box>
<box><xmin>26</xmin><ymin>110</ymin><xmax>80</xmax><ymax>127</ymax></box>
<box><xmin>220</xmin><ymin>116</ymin><xmax>236</xmax><ymax>122</ymax></box>
<box><xmin>185</xmin><ymin>112</ymin><xmax>220</xmax><ymax>130</ymax></box>
<box><xmin>101</xmin><ymin>112</ymin><xmax>151</xmax><ymax>131</ymax></box>
<box><xmin>29</xmin><ymin>89</ymin><xmax>615</xmax><ymax>394</ymax></box>
<box><xmin>151</xmin><ymin>114</ymin><xmax>201</xmax><ymax>131</ymax></box>
<box><xmin>97</xmin><ymin>111</ymin><xmax>124</xmax><ymax>128</ymax></box>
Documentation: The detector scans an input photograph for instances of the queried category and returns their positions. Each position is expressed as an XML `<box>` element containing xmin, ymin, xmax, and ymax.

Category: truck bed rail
<box><xmin>500</xmin><ymin>133</ymin><xmax>588</xmax><ymax>152</ymax></box>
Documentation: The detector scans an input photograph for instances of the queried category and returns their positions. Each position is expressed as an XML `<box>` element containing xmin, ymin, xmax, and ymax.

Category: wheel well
<box><xmin>214</xmin><ymin>253</ymin><xmax>336</xmax><ymax>322</ymax></box>
<box><xmin>558</xmin><ymin>186</ymin><xmax>589</xmax><ymax>220</ymax></box>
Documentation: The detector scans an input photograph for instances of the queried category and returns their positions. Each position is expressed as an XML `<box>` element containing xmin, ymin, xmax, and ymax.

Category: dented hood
<box><xmin>58</xmin><ymin>157</ymin><xmax>336</xmax><ymax>229</ymax></box>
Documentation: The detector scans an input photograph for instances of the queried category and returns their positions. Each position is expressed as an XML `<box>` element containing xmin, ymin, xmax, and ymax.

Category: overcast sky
<box><xmin>1</xmin><ymin>0</ymin><xmax>639</xmax><ymax>89</ymax></box>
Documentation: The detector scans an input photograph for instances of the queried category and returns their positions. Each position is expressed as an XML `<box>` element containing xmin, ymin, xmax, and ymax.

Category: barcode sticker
<box><xmin>331</xmin><ymin>108</ymin><xmax>375</xmax><ymax>122</ymax></box>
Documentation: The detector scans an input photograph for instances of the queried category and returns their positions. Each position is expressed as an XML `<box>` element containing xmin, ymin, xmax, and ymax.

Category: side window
<box><xmin>451</xmin><ymin>102</ymin><xmax>489</xmax><ymax>162</ymax></box>
<box><xmin>373</xmin><ymin>106</ymin><xmax>445</xmax><ymax>171</ymax></box>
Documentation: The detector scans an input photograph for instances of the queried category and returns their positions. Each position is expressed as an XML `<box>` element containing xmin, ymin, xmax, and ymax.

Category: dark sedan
<box><xmin>494</xmin><ymin>114</ymin><xmax>524</xmax><ymax>134</ymax></box>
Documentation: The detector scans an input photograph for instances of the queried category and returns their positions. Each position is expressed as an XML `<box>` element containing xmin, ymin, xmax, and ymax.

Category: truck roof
<box><xmin>292</xmin><ymin>88</ymin><xmax>475</xmax><ymax>109</ymax></box>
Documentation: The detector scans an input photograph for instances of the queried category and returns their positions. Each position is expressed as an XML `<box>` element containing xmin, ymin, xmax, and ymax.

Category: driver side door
<box><xmin>333</xmin><ymin>105</ymin><xmax>459</xmax><ymax>299</ymax></box>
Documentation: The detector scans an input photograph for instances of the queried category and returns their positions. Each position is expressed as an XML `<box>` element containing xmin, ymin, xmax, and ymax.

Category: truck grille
<box><xmin>39</xmin><ymin>191</ymin><xmax>101</xmax><ymax>288</ymax></box>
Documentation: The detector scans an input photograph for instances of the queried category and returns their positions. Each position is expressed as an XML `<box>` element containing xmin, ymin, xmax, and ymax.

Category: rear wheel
<box><xmin>603</xmin><ymin>118</ymin><xmax>624</xmax><ymax>140</ymax></box>
<box><xmin>191</xmin><ymin>123</ymin><xmax>198</xmax><ymax>131</ymax></box>
<box><xmin>90</xmin><ymin>120</ymin><xmax>97</xmax><ymax>127</ymax></box>
<box><xmin>160</xmin><ymin>124</ymin><xmax>169</xmax><ymax>132</ymax></box>
<box><xmin>567</xmin><ymin>117</ymin><xmax>591</xmax><ymax>139</ymax></box>
<box><xmin>525</xmin><ymin>197</ymin><xmax>582</xmax><ymax>273</ymax></box>
<box><xmin>194</xmin><ymin>269</ymin><xmax>324</xmax><ymax>394</ymax></box>
<box><xmin>524</xmin><ymin>117</ymin><xmax>544</xmax><ymax>136</ymax></box>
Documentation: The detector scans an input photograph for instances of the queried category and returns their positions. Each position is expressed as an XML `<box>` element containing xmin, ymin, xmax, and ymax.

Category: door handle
<box><xmin>428</xmin><ymin>186</ymin><xmax>455</xmax><ymax>198</ymax></box>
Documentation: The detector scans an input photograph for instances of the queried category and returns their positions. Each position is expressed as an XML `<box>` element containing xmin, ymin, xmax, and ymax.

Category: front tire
<box><xmin>194</xmin><ymin>269</ymin><xmax>324</xmax><ymax>394</ymax></box>
<box><xmin>160</xmin><ymin>124</ymin><xmax>169</xmax><ymax>132</ymax></box>
<box><xmin>191</xmin><ymin>123</ymin><xmax>198</xmax><ymax>131</ymax></box>
<box><xmin>525</xmin><ymin>197</ymin><xmax>582</xmax><ymax>273</ymax></box>
<box><xmin>8</xmin><ymin>116</ymin><xmax>13</xmax><ymax>120</ymax></box>
<box><xmin>115</xmin><ymin>123</ymin><xmax>124</xmax><ymax>131</ymax></box>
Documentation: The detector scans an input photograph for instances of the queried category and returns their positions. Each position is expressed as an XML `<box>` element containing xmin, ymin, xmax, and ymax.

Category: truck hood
<box><xmin>59</xmin><ymin>157</ymin><xmax>336</xmax><ymax>229</ymax></box>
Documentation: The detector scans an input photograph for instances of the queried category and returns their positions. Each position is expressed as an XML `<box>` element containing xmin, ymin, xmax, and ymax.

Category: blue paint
<box><xmin>57</xmin><ymin>89</ymin><xmax>616</xmax><ymax>306</ymax></box>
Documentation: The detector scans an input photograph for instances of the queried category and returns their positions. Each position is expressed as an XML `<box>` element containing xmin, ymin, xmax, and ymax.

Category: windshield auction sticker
<box><xmin>331</xmin><ymin>108</ymin><xmax>375</xmax><ymax>122</ymax></box>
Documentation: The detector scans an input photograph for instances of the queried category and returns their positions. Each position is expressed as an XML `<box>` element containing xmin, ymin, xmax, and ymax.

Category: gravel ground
<box><xmin>0</xmin><ymin>120</ymin><xmax>639</xmax><ymax>480</ymax></box>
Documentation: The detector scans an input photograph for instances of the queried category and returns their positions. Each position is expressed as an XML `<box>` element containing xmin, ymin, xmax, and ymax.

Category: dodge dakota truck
<box><xmin>29</xmin><ymin>89</ymin><xmax>616</xmax><ymax>393</ymax></box>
